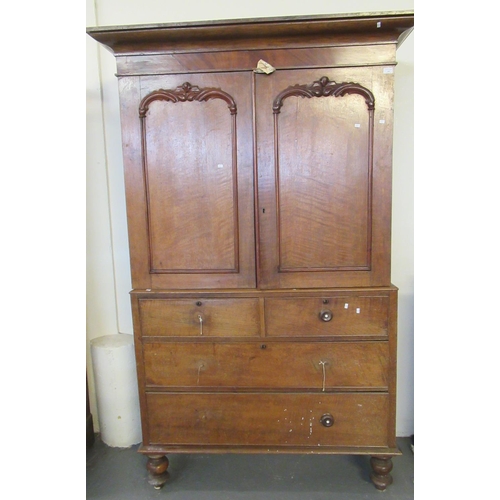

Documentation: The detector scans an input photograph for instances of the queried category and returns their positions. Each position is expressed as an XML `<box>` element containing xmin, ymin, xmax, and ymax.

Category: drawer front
<box><xmin>146</xmin><ymin>392</ymin><xmax>389</xmax><ymax>447</ymax></box>
<box><xmin>265</xmin><ymin>296</ymin><xmax>389</xmax><ymax>337</ymax></box>
<box><xmin>143</xmin><ymin>341</ymin><xmax>388</xmax><ymax>390</ymax></box>
<box><xmin>139</xmin><ymin>298</ymin><xmax>261</xmax><ymax>337</ymax></box>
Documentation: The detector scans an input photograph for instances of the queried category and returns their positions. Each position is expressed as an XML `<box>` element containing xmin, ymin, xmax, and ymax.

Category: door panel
<box><xmin>256</xmin><ymin>69</ymin><xmax>394</xmax><ymax>288</ymax></box>
<box><xmin>119</xmin><ymin>73</ymin><xmax>256</xmax><ymax>289</ymax></box>
<box><xmin>277</xmin><ymin>87</ymin><xmax>371</xmax><ymax>271</ymax></box>
<box><xmin>145</xmin><ymin>97</ymin><xmax>237</xmax><ymax>273</ymax></box>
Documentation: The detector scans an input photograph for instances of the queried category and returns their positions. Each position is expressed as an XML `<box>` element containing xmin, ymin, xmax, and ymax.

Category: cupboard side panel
<box><xmin>118</xmin><ymin>76</ymin><xmax>152</xmax><ymax>289</ymax></box>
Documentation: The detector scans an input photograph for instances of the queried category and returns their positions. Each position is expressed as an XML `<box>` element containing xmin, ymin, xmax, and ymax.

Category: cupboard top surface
<box><xmin>86</xmin><ymin>11</ymin><xmax>414</xmax><ymax>55</ymax></box>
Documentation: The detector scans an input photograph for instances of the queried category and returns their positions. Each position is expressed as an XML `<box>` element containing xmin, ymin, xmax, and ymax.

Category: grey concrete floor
<box><xmin>87</xmin><ymin>436</ymin><xmax>414</xmax><ymax>499</ymax></box>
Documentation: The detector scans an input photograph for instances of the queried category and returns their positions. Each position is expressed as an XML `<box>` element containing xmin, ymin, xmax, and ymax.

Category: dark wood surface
<box><xmin>120</xmin><ymin>73</ymin><xmax>256</xmax><ymax>290</ymax></box>
<box><xmin>121</xmin><ymin>63</ymin><xmax>395</xmax><ymax>289</ymax></box>
<box><xmin>146</xmin><ymin>392</ymin><xmax>389</xmax><ymax>447</ymax></box>
<box><xmin>256</xmin><ymin>66</ymin><xmax>394</xmax><ymax>289</ymax></box>
<box><xmin>139</xmin><ymin>298</ymin><xmax>261</xmax><ymax>337</ymax></box>
<box><xmin>370</xmin><ymin>456</ymin><xmax>394</xmax><ymax>490</ymax></box>
<box><xmin>146</xmin><ymin>454</ymin><xmax>169</xmax><ymax>489</ymax></box>
<box><xmin>137</xmin><ymin>292</ymin><xmax>392</xmax><ymax>338</ymax></box>
<box><xmin>86</xmin><ymin>373</ymin><xmax>95</xmax><ymax>447</ymax></box>
<box><xmin>88</xmin><ymin>11</ymin><xmax>413</xmax><ymax>491</ymax></box>
<box><xmin>114</xmin><ymin>45</ymin><xmax>398</xmax><ymax>77</ymax></box>
<box><xmin>86</xmin><ymin>11</ymin><xmax>414</xmax><ymax>55</ymax></box>
<box><xmin>264</xmin><ymin>295</ymin><xmax>390</xmax><ymax>337</ymax></box>
<box><xmin>142</xmin><ymin>341</ymin><xmax>389</xmax><ymax>390</ymax></box>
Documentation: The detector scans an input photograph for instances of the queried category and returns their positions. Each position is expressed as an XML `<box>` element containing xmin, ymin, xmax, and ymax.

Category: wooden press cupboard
<box><xmin>87</xmin><ymin>11</ymin><xmax>414</xmax><ymax>491</ymax></box>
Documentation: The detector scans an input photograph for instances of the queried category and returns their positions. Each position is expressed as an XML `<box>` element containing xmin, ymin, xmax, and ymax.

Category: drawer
<box><xmin>143</xmin><ymin>341</ymin><xmax>388</xmax><ymax>390</ymax></box>
<box><xmin>146</xmin><ymin>392</ymin><xmax>389</xmax><ymax>447</ymax></box>
<box><xmin>265</xmin><ymin>296</ymin><xmax>389</xmax><ymax>337</ymax></box>
<box><xmin>138</xmin><ymin>298</ymin><xmax>261</xmax><ymax>337</ymax></box>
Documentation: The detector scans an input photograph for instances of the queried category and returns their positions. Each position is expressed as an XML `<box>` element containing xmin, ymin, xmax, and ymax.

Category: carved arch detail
<box><xmin>272</xmin><ymin>76</ymin><xmax>375</xmax><ymax>273</ymax></box>
<box><xmin>139</xmin><ymin>81</ymin><xmax>240</xmax><ymax>275</ymax></box>
<box><xmin>139</xmin><ymin>82</ymin><xmax>237</xmax><ymax>117</ymax></box>
<box><xmin>272</xmin><ymin>76</ymin><xmax>375</xmax><ymax>114</ymax></box>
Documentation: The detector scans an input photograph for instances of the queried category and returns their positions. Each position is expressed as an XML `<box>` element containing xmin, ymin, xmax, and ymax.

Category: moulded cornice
<box><xmin>86</xmin><ymin>11</ymin><xmax>414</xmax><ymax>55</ymax></box>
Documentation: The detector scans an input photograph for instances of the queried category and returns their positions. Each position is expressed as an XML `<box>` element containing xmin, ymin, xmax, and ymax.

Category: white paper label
<box><xmin>354</xmin><ymin>123</ymin><xmax>361</xmax><ymax>128</ymax></box>
<box><xmin>383</xmin><ymin>67</ymin><xmax>394</xmax><ymax>74</ymax></box>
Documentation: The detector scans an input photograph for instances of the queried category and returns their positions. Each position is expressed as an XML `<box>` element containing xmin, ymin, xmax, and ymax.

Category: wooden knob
<box><xmin>319</xmin><ymin>310</ymin><xmax>333</xmax><ymax>322</ymax></box>
<box><xmin>320</xmin><ymin>413</ymin><xmax>334</xmax><ymax>427</ymax></box>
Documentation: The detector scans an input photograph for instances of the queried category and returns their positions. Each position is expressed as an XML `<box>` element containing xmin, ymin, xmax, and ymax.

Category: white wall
<box><xmin>86</xmin><ymin>0</ymin><xmax>414</xmax><ymax>436</ymax></box>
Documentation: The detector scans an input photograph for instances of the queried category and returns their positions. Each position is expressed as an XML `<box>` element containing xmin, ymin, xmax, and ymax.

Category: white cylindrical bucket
<box><xmin>90</xmin><ymin>334</ymin><xmax>142</xmax><ymax>447</ymax></box>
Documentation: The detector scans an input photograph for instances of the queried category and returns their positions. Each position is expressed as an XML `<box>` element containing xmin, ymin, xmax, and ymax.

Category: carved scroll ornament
<box><xmin>139</xmin><ymin>82</ymin><xmax>237</xmax><ymax>117</ymax></box>
<box><xmin>273</xmin><ymin>76</ymin><xmax>375</xmax><ymax>114</ymax></box>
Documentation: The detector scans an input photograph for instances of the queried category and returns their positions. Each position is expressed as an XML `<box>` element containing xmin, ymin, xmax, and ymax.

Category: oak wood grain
<box><xmin>146</xmin><ymin>392</ymin><xmax>390</xmax><ymax>447</ymax></box>
<box><xmin>142</xmin><ymin>341</ymin><xmax>389</xmax><ymax>390</ymax></box>
<box><xmin>88</xmin><ymin>11</ymin><xmax>413</xmax><ymax>490</ymax></box>
<box><xmin>256</xmin><ymin>67</ymin><xmax>394</xmax><ymax>288</ymax></box>
<box><xmin>264</xmin><ymin>296</ymin><xmax>389</xmax><ymax>337</ymax></box>
<box><xmin>139</xmin><ymin>298</ymin><xmax>261</xmax><ymax>337</ymax></box>
<box><xmin>87</xmin><ymin>12</ymin><xmax>414</xmax><ymax>55</ymax></box>
<box><xmin>119</xmin><ymin>72</ymin><xmax>256</xmax><ymax>289</ymax></box>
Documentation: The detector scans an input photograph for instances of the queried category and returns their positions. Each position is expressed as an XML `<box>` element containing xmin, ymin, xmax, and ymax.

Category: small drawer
<box><xmin>138</xmin><ymin>298</ymin><xmax>261</xmax><ymax>337</ymax></box>
<box><xmin>143</xmin><ymin>341</ymin><xmax>388</xmax><ymax>390</ymax></box>
<box><xmin>265</xmin><ymin>296</ymin><xmax>389</xmax><ymax>337</ymax></box>
<box><xmin>146</xmin><ymin>392</ymin><xmax>389</xmax><ymax>447</ymax></box>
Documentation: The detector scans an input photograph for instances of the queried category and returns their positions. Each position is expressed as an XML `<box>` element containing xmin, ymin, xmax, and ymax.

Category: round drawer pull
<box><xmin>319</xmin><ymin>310</ymin><xmax>333</xmax><ymax>322</ymax></box>
<box><xmin>320</xmin><ymin>413</ymin><xmax>334</xmax><ymax>427</ymax></box>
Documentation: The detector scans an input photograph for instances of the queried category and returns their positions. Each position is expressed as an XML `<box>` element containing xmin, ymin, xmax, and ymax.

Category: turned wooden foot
<box><xmin>146</xmin><ymin>454</ymin><xmax>169</xmax><ymax>489</ymax></box>
<box><xmin>370</xmin><ymin>456</ymin><xmax>393</xmax><ymax>491</ymax></box>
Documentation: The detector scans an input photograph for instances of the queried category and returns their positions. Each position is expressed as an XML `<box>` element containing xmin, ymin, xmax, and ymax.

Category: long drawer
<box><xmin>146</xmin><ymin>392</ymin><xmax>389</xmax><ymax>447</ymax></box>
<box><xmin>142</xmin><ymin>341</ymin><xmax>388</xmax><ymax>390</ymax></box>
<box><xmin>138</xmin><ymin>298</ymin><xmax>261</xmax><ymax>337</ymax></box>
<box><xmin>265</xmin><ymin>296</ymin><xmax>389</xmax><ymax>337</ymax></box>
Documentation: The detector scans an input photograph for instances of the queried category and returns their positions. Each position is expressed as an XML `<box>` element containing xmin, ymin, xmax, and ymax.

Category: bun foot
<box><xmin>146</xmin><ymin>454</ymin><xmax>169</xmax><ymax>489</ymax></box>
<box><xmin>370</xmin><ymin>456</ymin><xmax>393</xmax><ymax>491</ymax></box>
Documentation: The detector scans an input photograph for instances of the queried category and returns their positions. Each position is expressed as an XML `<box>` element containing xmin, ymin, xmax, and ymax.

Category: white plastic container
<box><xmin>90</xmin><ymin>334</ymin><xmax>142</xmax><ymax>447</ymax></box>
